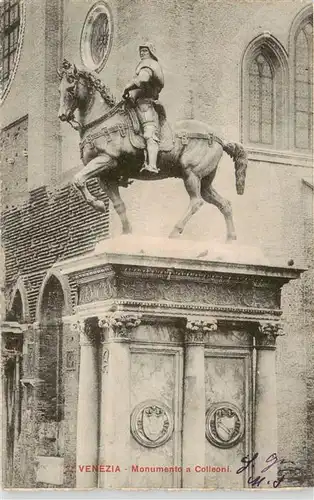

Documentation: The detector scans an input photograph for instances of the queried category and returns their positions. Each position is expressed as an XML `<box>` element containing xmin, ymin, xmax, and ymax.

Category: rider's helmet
<box><xmin>139</xmin><ymin>43</ymin><xmax>158</xmax><ymax>61</ymax></box>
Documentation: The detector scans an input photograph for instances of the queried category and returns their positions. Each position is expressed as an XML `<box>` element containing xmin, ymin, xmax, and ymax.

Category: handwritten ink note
<box><xmin>236</xmin><ymin>452</ymin><xmax>296</xmax><ymax>488</ymax></box>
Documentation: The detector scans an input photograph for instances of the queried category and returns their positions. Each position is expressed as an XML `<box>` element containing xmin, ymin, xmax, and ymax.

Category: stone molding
<box><xmin>102</xmin><ymin>298</ymin><xmax>282</xmax><ymax>321</ymax></box>
<box><xmin>248</xmin><ymin>147</ymin><xmax>312</xmax><ymax>168</ymax></box>
<box><xmin>99</xmin><ymin>311</ymin><xmax>142</xmax><ymax>340</ymax></box>
<box><xmin>118</xmin><ymin>265</ymin><xmax>289</xmax><ymax>286</ymax></box>
<box><xmin>185</xmin><ymin>316</ymin><xmax>217</xmax><ymax>344</ymax></box>
<box><xmin>255</xmin><ymin>320</ymin><xmax>284</xmax><ymax>348</ymax></box>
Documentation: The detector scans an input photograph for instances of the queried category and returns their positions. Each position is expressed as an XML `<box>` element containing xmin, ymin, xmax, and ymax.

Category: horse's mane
<box><xmin>78</xmin><ymin>69</ymin><xmax>117</xmax><ymax>108</ymax></box>
<box><xmin>60</xmin><ymin>59</ymin><xmax>117</xmax><ymax>107</ymax></box>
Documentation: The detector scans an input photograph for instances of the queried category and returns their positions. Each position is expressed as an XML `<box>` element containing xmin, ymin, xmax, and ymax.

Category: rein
<box><xmin>81</xmin><ymin>99</ymin><xmax>125</xmax><ymax>133</ymax></box>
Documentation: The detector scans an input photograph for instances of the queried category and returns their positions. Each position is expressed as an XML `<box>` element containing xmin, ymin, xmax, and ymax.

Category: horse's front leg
<box><xmin>74</xmin><ymin>155</ymin><xmax>115</xmax><ymax>213</ymax></box>
<box><xmin>98</xmin><ymin>176</ymin><xmax>132</xmax><ymax>235</ymax></box>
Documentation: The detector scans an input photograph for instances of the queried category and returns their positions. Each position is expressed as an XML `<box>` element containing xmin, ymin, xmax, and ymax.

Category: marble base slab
<box><xmin>94</xmin><ymin>235</ymin><xmax>269</xmax><ymax>266</ymax></box>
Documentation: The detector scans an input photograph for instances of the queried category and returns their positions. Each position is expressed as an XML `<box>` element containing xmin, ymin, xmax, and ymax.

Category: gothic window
<box><xmin>0</xmin><ymin>0</ymin><xmax>25</xmax><ymax>100</ymax></box>
<box><xmin>242</xmin><ymin>35</ymin><xmax>289</xmax><ymax>150</ymax></box>
<box><xmin>294</xmin><ymin>20</ymin><xmax>313</xmax><ymax>150</ymax></box>
<box><xmin>249</xmin><ymin>54</ymin><xmax>274</xmax><ymax>144</ymax></box>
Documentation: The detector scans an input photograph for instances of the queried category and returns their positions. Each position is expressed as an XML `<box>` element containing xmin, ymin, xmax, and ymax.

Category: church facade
<box><xmin>1</xmin><ymin>0</ymin><xmax>313</xmax><ymax>488</ymax></box>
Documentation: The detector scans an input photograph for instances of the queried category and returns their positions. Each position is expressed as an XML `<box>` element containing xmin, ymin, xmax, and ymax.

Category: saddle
<box><xmin>125</xmin><ymin>101</ymin><xmax>174</xmax><ymax>152</ymax></box>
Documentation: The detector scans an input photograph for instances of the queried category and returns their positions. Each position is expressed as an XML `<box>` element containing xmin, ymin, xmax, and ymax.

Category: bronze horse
<box><xmin>58</xmin><ymin>60</ymin><xmax>247</xmax><ymax>240</ymax></box>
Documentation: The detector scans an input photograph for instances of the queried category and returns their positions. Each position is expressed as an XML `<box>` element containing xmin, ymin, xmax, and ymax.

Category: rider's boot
<box><xmin>140</xmin><ymin>138</ymin><xmax>160</xmax><ymax>174</ymax></box>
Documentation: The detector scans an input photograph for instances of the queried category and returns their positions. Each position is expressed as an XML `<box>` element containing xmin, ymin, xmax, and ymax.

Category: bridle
<box><xmin>58</xmin><ymin>66</ymin><xmax>84</xmax><ymax>132</ymax></box>
<box><xmin>65</xmin><ymin>81</ymin><xmax>82</xmax><ymax>132</ymax></box>
<box><xmin>58</xmin><ymin>59</ymin><xmax>122</xmax><ymax>134</ymax></box>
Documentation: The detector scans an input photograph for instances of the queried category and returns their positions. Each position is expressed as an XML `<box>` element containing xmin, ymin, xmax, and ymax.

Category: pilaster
<box><xmin>182</xmin><ymin>316</ymin><xmax>217</xmax><ymax>488</ymax></box>
<box><xmin>98</xmin><ymin>311</ymin><xmax>141</xmax><ymax>488</ymax></box>
<box><xmin>75</xmin><ymin>317</ymin><xmax>100</xmax><ymax>488</ymax></box>
<box><xmin>253</xmin><ymin>321</ymin><xmax>283</xmax><ymax>485</ymax></box>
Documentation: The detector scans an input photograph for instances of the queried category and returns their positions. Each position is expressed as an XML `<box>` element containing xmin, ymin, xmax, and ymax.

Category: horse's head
<box><xmin>58</xmin><ymin>59</ymin><xmax>116</xmax><ymax>127</ymax></box>
<box><xmin>57</xmin><ymin>59</ymin><xmax>91</xmax><ymax>123</ymax></box>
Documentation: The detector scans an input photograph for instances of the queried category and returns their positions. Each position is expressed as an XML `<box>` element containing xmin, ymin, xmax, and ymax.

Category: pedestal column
<box><xmin>254</xmin><ymin>321</ymin><xmax>283</xmax><ymax>486</ymax></box>
<box><xmin>76</xmin><ymin>318</ymin><xmax>100</xmax><ymax>488</ymax></box>
<box><xmin>98</xmin><ymin>312</ymin><xmax>141</xmax><ymax>488</ymax></box>
<box><xmin>182</xmin><ymin>317</ymin><xmax>217</xmax><ymax>488</ymax></box>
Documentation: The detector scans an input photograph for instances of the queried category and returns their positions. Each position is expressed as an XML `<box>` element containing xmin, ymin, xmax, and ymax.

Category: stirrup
<box><xmin>140</xmin><ymin>163</ymin><xmax>160</xmax><ymax>174</ymax></box>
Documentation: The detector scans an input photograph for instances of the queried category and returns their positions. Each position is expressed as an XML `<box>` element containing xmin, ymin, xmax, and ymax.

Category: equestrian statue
<box><xmin>58</xmin><ymin>43</ymin><xmax>248</xmax><ymax>241</ymax></box>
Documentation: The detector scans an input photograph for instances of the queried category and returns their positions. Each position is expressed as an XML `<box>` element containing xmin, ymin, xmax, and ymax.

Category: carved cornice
<box><xmin>255</xmin><ymin>321</ymin><xmax>284</xmax><ymax>348</ymax></box>
<box><xmin>117</xmin><ymin>276</ymin><xmax>280</xmax><ymax>310</ymax></box>
<box><xmin>72</xmin><ymin>264</ymin><xmax>115</xmax><ymax>283</ymax></box>
<box><xmin>185</xmin><ymin>316</ymin><xmax>217</xmax><ymax>344</ymax></box>
<box><xmin>78</xmin><ymin>276</ymin><xmax>116</xmax><ymax>304</ymax></box>
<box><xmin>99</xmin><ymin>311</ymin><xmax>142</xmax><ymax>340</ymax></box>
<box><xmin>117</xmin><ymin>265</ymin><xmax>285</xmax><ymax>287</ymax></box>
<box><xmin>110</xmin><ymin>298</ymin><xmax>282</xmax><ymax>318</ymax></box>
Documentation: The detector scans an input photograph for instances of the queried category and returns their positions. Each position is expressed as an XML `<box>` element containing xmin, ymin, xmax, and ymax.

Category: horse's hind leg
<box><xmin>169</xmin><ymin>172</ymin><xmax>204</xmax><ymax>238</ymax></box>
<box><xmin>73</xmin><ymin>155</ymin><xmax>115</xmax><ymax>213</ymax></box>
<box><xmin>201</xmin><ymin>176</ymin><xmax>236</xmax><ymax>241</ymax></box>
<box><xmin>98</xmin><ymin>177</ymin><xmax>132</xmax><ymax>235</ymax></box>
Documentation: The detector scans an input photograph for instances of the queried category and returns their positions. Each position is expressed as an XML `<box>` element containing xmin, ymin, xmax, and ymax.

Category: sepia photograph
<box><xmin>0</xmin><ymin>0</ymin><xmax>313</xmax><ymax>492</ymax></box>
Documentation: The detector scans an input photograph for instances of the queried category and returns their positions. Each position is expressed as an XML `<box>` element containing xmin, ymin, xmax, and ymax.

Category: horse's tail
<box><xmin>222</xmin><ymin>141</ymin><xmax>248</xmax><ymax>195</ymax></box>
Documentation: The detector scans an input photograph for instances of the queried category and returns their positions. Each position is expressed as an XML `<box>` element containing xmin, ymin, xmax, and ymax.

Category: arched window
<box><xmin>0</xmin><ymin>0</ymin><xmax>25</xmax><ymax>100</ymax></box>
<box><xmin>294</xmin><ymin>20</ymin><xmax>313</xmax><ymax>150</ymax></box>
<box><xmin>10</xmin><ymin>289</ymin><xmax>23</xmax><ymax>322</ymax></box>
<box><xmin>249</xmin><ymin>54</ymin><xmax>274</xmax><ymax>144</ymax></box>
<box><xmin>242</xmin><ymin>34</ymin><xmax>289</xmax><ymax>150</ymax></box>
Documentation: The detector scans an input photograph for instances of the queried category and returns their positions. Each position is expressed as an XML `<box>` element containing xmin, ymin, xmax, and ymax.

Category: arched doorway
<box><xmin>3</xmin><ymin>290</ymin><xmax>24</xmax><ymax>486</ymax></box>
<box><xmin>37</xmin><ymin>275</ymin><xmax>65</xmax><ymax>456</ymax></box>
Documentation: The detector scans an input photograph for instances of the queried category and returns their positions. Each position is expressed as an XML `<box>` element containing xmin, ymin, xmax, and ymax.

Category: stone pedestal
<box><xmin>53</xmin><ymin>236</ymin><xmax>303</xmax><ymax>489</ymax></box>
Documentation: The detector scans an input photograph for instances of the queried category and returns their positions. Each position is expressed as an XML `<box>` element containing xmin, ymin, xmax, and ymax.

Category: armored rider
<box><xmin>122</xmin><ymin>43</ymin><xmax>164</xmax><ymax>174</ymax></box>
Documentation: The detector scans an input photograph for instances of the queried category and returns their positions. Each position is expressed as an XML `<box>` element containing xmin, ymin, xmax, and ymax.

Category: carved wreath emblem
<box><xmin>205</xmin><ymin>402</ymin><xmax>244</xmax><ymax>448</ymax></box>
<box><xmin>130</xmin><ymin>400</ymin><xmax>174</xmax><ymax>448</ymax></box>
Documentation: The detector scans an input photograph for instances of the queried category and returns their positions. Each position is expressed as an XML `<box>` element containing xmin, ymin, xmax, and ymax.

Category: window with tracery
<box><xmin>0</xmin><ymin>0</ymin><xmax>23</xmax><ymax>99</ymax></box>
<box><xmin>80</xmin><ymin>1</ymin><xmax>113</xmax><ymax>72</ymax></box>
<box><xmin>242</xmin><ymin>35</ymin><xmax>288</xmax><ymax>150</ymax></box>
<box><xmin>294</xmin><ymin>20</ymin><xmax>313</xmax><ymax>150</ymax></box>
<box><xmin>249</xmin><ymin>54</ymin><xmax>274</xmax><ymax>144</ymax></box>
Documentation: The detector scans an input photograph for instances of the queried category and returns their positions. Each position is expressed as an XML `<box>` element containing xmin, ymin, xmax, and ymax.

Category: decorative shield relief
<box><xmin>205</xmin><ymin>402</ymin><xmax>244</xmax><ymax>448</ymax></box>
<box><xmin>130</xmin><ymin>400</ymin><xmax>174</xmax><ymax>448</ymax></box>
<box><xmin>80</xmin><ymin>1</ymin><xmax>113</xmax><ymax>72</ymax></box>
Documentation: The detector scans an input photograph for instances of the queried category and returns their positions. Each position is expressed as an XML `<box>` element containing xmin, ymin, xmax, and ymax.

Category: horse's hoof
<box><xmin>169</xmin><ymin>228</ymin><xmax>182</xmax><ymax>239</ymax></box>
<box><xmin>92</xmin><ymin>200</ymin><xmax>106</xmax><ymax>212</ymax></box>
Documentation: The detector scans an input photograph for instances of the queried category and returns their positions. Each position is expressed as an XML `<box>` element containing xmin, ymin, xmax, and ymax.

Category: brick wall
<box><xmin>2</xmin><ymin>179</ymin><xmax>110</xmax><ymax>488</ymax></box>
<box><xmin>2</xmin><ymin>181</ymin><xmax>110</xmax><ymax>321</ymax></box>
<box><xmin>1</xmin><ymin>116</ymin><xmax>28</xmax><ymax>207</ymax></box>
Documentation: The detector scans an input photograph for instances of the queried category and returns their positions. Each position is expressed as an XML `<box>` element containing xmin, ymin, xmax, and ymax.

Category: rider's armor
<box><xmin>123</xmin><ymin>44</ymin><xmax>164</xmax><ymax>173</ymax></box>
